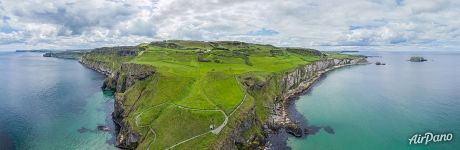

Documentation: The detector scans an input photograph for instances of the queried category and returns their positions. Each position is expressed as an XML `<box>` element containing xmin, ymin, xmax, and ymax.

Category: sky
<box><xmin>0</xmin><ymin>0</ymin><xmax>459</xmax><ymax>51</ymax></box>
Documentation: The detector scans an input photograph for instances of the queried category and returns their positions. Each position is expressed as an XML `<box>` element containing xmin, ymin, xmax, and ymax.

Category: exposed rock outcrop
<box><xmin>102</xmin><ymin>63</ymin><xmax>155</xmax><ymax>92</ymax></box>
<box><xmin>285</xmin><ymin>123</ymin><xmax>303</xmax><ymax>137</ymax></box>
<box><xmin>213</xmin><ymin>108</ymin><xmax>263</xmax><ymax>150</ymax></box>
<box><xmin>79</xmin><ymin>59</ymin><xmax>114</xmax><ymax>76</ymax></box>
<box><xmin>103</xmin><ymin>63</ymin><xmax>154</xmax><ymax>149</ymax></box>
<box><xmin>114</xmin><ymin>119</ymin><xmax>141</xmax><ymax>149</ymax></box>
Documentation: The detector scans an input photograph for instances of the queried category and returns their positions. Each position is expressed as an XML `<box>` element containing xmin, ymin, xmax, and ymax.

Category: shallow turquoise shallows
<box><xmin>0</xmin><ymin>52</ymin><xmax>118</xmax><ymax>150</ymax></box>
<box><xmin>288</xmin><ymin>51</ymin><xmax>460</xmax><ymax>150</ymax></box>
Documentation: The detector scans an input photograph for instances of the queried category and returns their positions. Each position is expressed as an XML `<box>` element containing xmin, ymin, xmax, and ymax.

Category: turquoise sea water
<box><xmin>0</xmin><ymin>52</ymin><xmax>117</xmax><ymax>150</ymax></box>
<box><xmin>288</xmin><ymin>51</ymin><xmax>460</xmax><ymax>149</ymax></box>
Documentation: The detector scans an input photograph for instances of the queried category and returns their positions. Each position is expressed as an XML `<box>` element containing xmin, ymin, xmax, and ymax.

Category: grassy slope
<box><xmin>99</xmin><ymin>40</ymin><xmax>355</xmax><ymax>149</ymax></box>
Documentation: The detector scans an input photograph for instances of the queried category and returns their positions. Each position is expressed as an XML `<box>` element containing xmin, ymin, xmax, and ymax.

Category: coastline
<box><xmin>42</xmin><ymin>49</ymin><xmax>368</xmax><ymax>149</ymax></box>
<box><xmin>266</xmin><ymin>60</ymin><xmax>369</xmax><ymax>149</ymax></box>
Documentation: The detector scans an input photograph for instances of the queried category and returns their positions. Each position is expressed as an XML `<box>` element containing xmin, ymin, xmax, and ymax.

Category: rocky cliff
<box><xmin>212</xmin><ymin>107</ymin><xmax>262</xmax><ymax>150</ymax></box>
<box><xmin>271</xmin><ymin>57</ymin><xmax>368</xmax><ymax>138</ymax></box>
<box><xmin>79</xmin><ymin>58</ymin><xmax>114</xmax><ymax>76</ymax></box>
<box><xmin>281</xmin><ymin>58</ymin><xmax>367</xmax><ymax>100</ymax></box>
<box><xmin>79</xmin><ymin>51</ymin><xmax>155</xmax><ymax>149</ymax></box>
<box><xmin>102</xmin><ymin>63</ymin><xmax>155</xmax><ymax>92</ymax></box>
<box><xmin>103</xmin><ymin>63</ymin><xmax>155</xmax><ymax>149</ymax></box>
<box><xmin>78</xmin><ymin>46</ymin><xmax>138</xmax><ymax>76</ymax></box>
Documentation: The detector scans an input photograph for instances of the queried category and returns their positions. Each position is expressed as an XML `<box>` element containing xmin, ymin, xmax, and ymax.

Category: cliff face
<box><xmin>270</xmin><ymin>57</ymin><xmax>367</xmax><ymax>138</ymax></box>
<box><xmin>79</xmin><ymin>46</ymin><xmax>139</xmax><ymax>76</ymax></box>
<box><xmin>102</xmin><ymin>63</ymin><xmax>155</xmax><ymax>92</ymax></box>
<box><xmin>281</xmin><ymin>58</ymin><xmax>367</xmax><ymax>99</ymax></box>
<box><xmin>103</xmin><ymin>63</ymin><xmax>155</xmax><ymax>149</ymax></box>
<box><xmin>79</xmin><ymin>58</ymin><xmax>115</xmax><ymax>76</ymax></box>
<box><xmin>79</xmin><ymin>54</ymin><xmax>154</xmax><ymax>149</ymax></box>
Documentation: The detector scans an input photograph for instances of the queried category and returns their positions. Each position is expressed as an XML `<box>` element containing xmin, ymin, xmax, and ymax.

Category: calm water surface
<box><xmin>0</xmin><ymin>52</ymin><xmax>117</xmax><ymax>150</ymax></box>
<box><xmin>288</xmin><ymin>51</ymin><xmax>460</xmax><ymax>150</ymax></box>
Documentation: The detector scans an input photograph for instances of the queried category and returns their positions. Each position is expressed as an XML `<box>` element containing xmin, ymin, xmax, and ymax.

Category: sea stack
<box><xmin>409</xmin><ymin>56</ymin><xmax>427</xmax><ymax>62</ymax></box>
<box><xmin>375</xmin><ymin>62</ymin><xmax>386</xmax><ymax>65</ymax></box>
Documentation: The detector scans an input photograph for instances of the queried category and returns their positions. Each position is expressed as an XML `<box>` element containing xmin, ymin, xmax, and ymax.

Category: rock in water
<box><xmin>285</xmin><ymin>123</ymin><xmax>303</xmax><ymax>137</ymax></box>
<box><xmin>409</xmin><ymin>56</ymin><xmax>427</xmax><ymax>62</ymax></box>
<box><xmin>375</xmin><ymin>62</ymin><xmax>386</xmax><ymax>65</ymax></box>
<box><xmin>97</xmin><ymin>125</ymin><xmax>111</xmax><ymax>131</ymax></box>
<box><xmin>43</xmin><ymin>52</ymin><xmax>55</xmax><ymax>57</ymax></box>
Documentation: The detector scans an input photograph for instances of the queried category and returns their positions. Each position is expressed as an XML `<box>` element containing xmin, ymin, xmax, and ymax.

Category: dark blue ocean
<box><xmin>0</xmin><ymin>52</ymin><xmax>117</xmax><ymax>150</ymax></box>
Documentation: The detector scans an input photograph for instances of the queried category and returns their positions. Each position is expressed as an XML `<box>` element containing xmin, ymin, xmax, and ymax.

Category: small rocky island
<box><xmin>409</xmin><ymin>56</ymin><xmax>427</xmax><ymax>62</ymax></box>
<box><xmin>375</xmin><ymin>62</ymin><xmax>386</xmax><ymax>65</ymax></box>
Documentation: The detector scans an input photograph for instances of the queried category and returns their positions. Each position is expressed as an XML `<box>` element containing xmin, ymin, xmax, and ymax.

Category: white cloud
<box><xmin>0</xmin><ymin>0</ymin><xmax>459</xmax><ymax>50</ymax></box>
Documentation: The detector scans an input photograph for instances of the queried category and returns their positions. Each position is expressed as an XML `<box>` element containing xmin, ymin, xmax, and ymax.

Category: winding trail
<box><xmin>135</xmin><ymin>103</ymin><xmax>225</xmax><ymax>150</ymax></box>
<box><xmin>135</xmin><ymin>103</ymin><xmax>167</xmax><ymax>126</ymax></box>
<box><xmin>165</xmin><ymin>76</ymin><xmax>248</xmax><ymax>149</ymax></box>
<box><xmin>169</xmin><ymin>103</ymin><xmax>229</xmax><ymax>134</ymax></box>
<box><xmin>210</xmin><ymin>111</ymin><xmax>228</xmax><ymax>134</ymax></box>
<box><xmin>229</xmin><ymin>76</ymin><xmax>247</xmax><ymax>116</ymax></box>
<box><xmin>137</xmin><ymin>76</ymin><xmax>248</xmax><ymax>150</ymax></box>
<box><xmin>134</xmin><ymin>103</ymin><xmax>166</xmax><ymax>150</ymax></box>
<box><xmin>146</xmin><ymin>128</ymin><xmax>157</xmax><ymax>150</ymax></box>
<box><xmin>165</xmin><ymin>131</ymin><xmax>211</xmax><ymax>150</ymax></box>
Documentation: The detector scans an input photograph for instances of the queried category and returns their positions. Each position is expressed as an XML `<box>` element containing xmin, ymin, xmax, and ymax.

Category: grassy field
<box><xmin>92</xmin><ymin>40</ymin><xmax>356</xmax><ymax>149</ymax></box>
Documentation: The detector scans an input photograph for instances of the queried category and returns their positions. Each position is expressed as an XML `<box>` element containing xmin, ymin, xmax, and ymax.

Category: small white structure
<box><xmin>209</xmin><ymin>125</ymin><xmax>214</xmax><ymax>130</ymax></box>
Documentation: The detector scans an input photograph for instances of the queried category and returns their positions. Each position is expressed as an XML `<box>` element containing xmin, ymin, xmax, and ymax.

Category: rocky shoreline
<box><xmin>264</xmin><ymin>58</ymin><xmax>368</xmax><ymax>149</ymax></box>
<box><xmin>75</xmin><ymin>47</ymin><xmax>152</xmax><ymax>149</ymax></box>
<box><xmin>80</xmin><ymin>59</ymin><xmax>155</xmax><ymax>149</ymax></box>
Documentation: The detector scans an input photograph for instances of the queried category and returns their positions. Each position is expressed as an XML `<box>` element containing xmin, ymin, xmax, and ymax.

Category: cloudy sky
<box><xmin>0</xmin><ymin>0</ymin><xmax>459</xmax><ymax>51</ymax></box>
